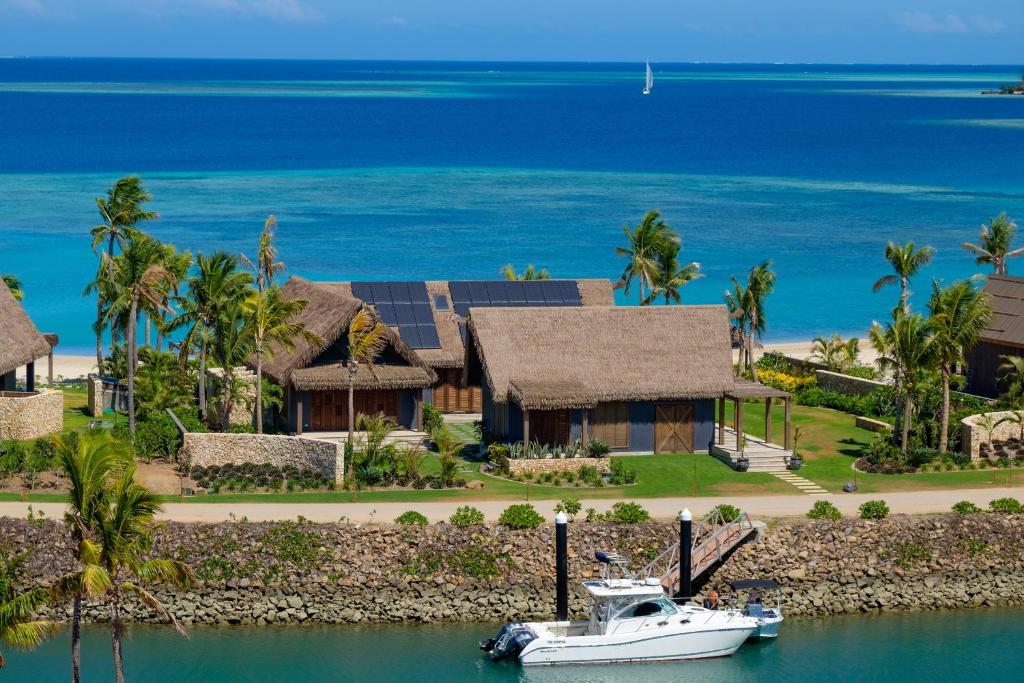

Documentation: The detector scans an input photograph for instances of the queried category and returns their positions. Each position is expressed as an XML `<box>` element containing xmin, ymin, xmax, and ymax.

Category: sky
<box><xmin>0</xmin><ymin>0</ymin><xmax>1021</xmax><ymax>63</ymax></box>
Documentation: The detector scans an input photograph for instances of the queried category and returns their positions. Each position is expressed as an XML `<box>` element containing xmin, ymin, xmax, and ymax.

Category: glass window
<box><xmin>619</xmin><ymin>598</ymin><xmax>678</xmax><ymax>619</ymax></box>
<box><xmin>433</xmin><ymin>294</ymin><xmax>450</xmax><ymax>311</ymax></box>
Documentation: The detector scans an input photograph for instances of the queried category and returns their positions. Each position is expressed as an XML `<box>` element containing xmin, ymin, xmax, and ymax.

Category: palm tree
<box><xmin>147</xmin><ymin>244</ymin><xmax>191</xmax><ymax>352</ymax></box>
<box><xmin>871</xmin><ymin>313</ymin><xmax>936</xmax><ymax>456</ymax></box>
<box><xmin>90</xmin><ymin>176</ymin><xmax>158</xmax><ymax>369</ymax></box>
<box><xmin>873</xmin><ymin>240</ymin><xmax>935</xmax><ymax>313</ymax></box>
<box><xmin>927</xmin><ymin>279</ymin><xmax>993</xmax><ymax>452</ymax></box>
<box><xmin>242</xmin><ymin>287</ymin><xmax>321</xmax><ymax>433</ymax></box>
<box><xmin>51</xmin><ymin>433</ymin><xmax>129</xmax><ymax>683</ymax></box>
<box><xmin>616</xmin><ymin>210</ymin><xmax>680</xmax><ymax>305</ymax></box>
<box><xmin>345</xmin><ymin>310</ymin><xmax>388</xmax><ymax>490</ymax></box>
<box><xmin>208</xmin><ymin>302</ymin><xmax>256</xmax><ymax>432</ymax></box>
<box><xmin>743</xmin><ymin>260</ymin><xmax>776</xmax><ymax>381</ymax></box>
<box><xmin>175</xmin><ymin>252</ymin><xmax>253</xmax><ymax>421</ymax></box>
<box><xmin>962</xmin><ymin>214</ymin><xmax>1023</xmax><ymax>275</ymax></box>
<box><xmin>104</xmin><ymin>236</ymin><xmax>178</xmax><ymax>437</ymax></box>
<box><xmin>1</xmin><ymin>274</ymin><xmax>22</xmax><ymax>301</ymax></box>
<box><xmin>641</xmin><ymin>243</ymin><xmax>702</xmax><ymax>305</ymax></box>
<box><xmin>0</xmin><ymin>550</ymin><xmax>57</xmax><ymax>669</ymax></box>
<box><xmin>241</xmin><ymin>215</ymin><xmax>285</xmax><ymax>292</ymax></box>
<box><xmin>810</xmin><ymin>334</ymin><xmax>861</xmax><ymax>372</ymax></box>
<box><xmin>500</xmin><ymin>264</ymin><xmax>551</xmax><ymax>281</ymax></box>
<box><xmin>724</xmin><ymin>279</ymin><xmax>749</xmax><ymax>374</ymax></box>
<box><xmin>91</xmin><ymin>466</ymin><xmax>194</xmax><ymax>683</ymax></box>
<box><xmin>998</xmin><ymin>355</ymin><xmax>1024</xmax><ymax>405</ymax></box>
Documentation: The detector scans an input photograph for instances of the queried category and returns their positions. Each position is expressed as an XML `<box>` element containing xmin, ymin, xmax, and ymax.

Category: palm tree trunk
<box><xmin>111</xmin><ymin>601</ymin><xmax>125</xmax><ymax>683</ymax></box>
<box><xmin>900</xmin><ymin>389</ymin><xmax>912</xmax><ymax>456</ymax></box>
<box><xmin>198</xmin><ymin>339</ymin><xmax>207</xmax><ymax>421</ymax></box>
<box><xmin>939</xmin><ymin>365</ymin><xmax>951</xmax><ymax>454</ymax></box>
<box><xmin>144</xmin><ymin>312</ymin><xmax>151</xmax><ymax>349</ymax></box>
<box><xmin>748</xmin><ymin>314</ymin><xmax>758</xmax><ymax>382</ymax></box>
<box><xmin>96</xmin><ymin>296</ymin><xmax>105</xmax><ymax>375</ymax></box>
<box><xmin>128</xmin><ymin>298</ymin><xmax>138</xmax><ymax>437</ymax></box>
<box><xmin>735</xmin><ymin>329</ymin><xmax>745</xmax><ymax>375</ymax></box>
<box><xmin>71</xmin><ymin>595</ymin><xmax>82</xmax><ymax>683</ymax></box>
<box><xmin>255</xmin><ymin>351</ymin><xmax>263</xmax><ymax>434</ymax></box>
<box><xmin>348</xmin><ymin>367</ymin><xmax>356</xmax><ymax>501</ymax></box>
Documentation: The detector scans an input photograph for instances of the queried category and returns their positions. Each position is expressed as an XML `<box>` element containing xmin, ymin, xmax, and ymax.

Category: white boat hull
<box><xmin>753</xmin><ymin>614</ymin><xmax>783</xmax><ymax>638</ymax></box>
<box><xmin>518</xmin><ymin>617</ymin><xmax>755</xmax><ymax>666</ymax></box>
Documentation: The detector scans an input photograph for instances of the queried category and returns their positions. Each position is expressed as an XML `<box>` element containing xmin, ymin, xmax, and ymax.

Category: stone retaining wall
<box><xmin>180</xmin><ymin>433</ymin><xmax>344</xmax><ymax>484</ymax></box>
<box><xmin>5</xmin><ymin>514</ymin><xmax>1023</xmax><ymax>626</ymax></box>
<box><xmin>961</xmin><ymin>411</ymin><xmax>1020</xmax><ymax>461</ymax></box>
<box><xmin>0</xmin><ymin>390</ymin><xmax>63</xmax><ymax>440</ymax></box>
<box><xmin>855</xmin><ymin>416</ymin><xmax>892</xmax><ymax>433</ymax></box>
<box><xmin>205</xmin><ymin>367</ymin><xmax>257</xmax><ymax>428</ymax></box>
<box><xmin>87</xmin><ymin>377</ymin><xmax>104</xmax><ymax>417</ymax></box>
<box><xmin>815</xmin><ymin>370</ymin><xmax>887</xmax><ymax>397</ymax></box>
<box><xmin>507</xmin><ymin>457</ymin><xmax>607</xmax><ymax>475</ymax></box>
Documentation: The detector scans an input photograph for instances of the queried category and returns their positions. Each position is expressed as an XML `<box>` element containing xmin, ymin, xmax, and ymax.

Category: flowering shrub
<box><xmin>756</xmin><ymin>368</ymin><xmax>817</xmax><ymax>394</ymax></box>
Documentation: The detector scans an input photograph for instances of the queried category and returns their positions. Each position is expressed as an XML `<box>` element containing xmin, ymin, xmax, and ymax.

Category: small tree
<box><xmin>0</xmin><ymin>550</ymin><xmax>57</xmax><ymax>668</ymax></box>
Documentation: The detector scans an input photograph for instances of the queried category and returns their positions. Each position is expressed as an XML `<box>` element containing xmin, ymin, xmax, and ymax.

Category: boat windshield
<box><xmin>614</xmin><ymin>597</ymin><xmax>678</xmax><ymax>620</ymax></box>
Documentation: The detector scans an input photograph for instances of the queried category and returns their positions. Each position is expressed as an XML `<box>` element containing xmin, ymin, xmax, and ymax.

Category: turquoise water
<box><xmin>1</xmin><ymin>61</ymin><xmax>1023</xmax><ymax>348</ymax></box>
<box><xmin>6</xmin><ymin>609</ymin><xmax>1023</xmax><ymax>682</ymax></box>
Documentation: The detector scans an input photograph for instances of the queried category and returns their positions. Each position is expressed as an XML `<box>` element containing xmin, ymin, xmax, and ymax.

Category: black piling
<box><xmin>678</xmin><ymin>508</ymin><xmax>692</xmax><ymax>600</ymax></box>
<box><xmin>555</xmin><ymin>511</ymin><xmax>568</xmax><ymax>621</ymax></box>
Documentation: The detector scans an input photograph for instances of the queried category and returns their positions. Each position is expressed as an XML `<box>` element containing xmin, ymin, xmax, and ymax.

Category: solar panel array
<box><xmin>350</xmin><ymin>281</ymin><xmax>441</xmax><ymax>349</ymax></box>
<box><xmin>448</xmin><ymin>280</ymin><xmax>582</xmax><ymax>317</ymax></box>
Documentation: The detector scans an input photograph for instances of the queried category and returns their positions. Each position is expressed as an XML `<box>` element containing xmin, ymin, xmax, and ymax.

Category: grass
<box><xmin>444</xmin><ymin>421</ymin><xmax>479</xmax><ymax>445</ymax></box>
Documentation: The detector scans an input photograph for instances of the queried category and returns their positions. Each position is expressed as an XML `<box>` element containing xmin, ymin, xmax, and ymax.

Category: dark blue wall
<box><xmin>694</xmin><ymin>399</ymin><xmax>715</xmax><ymax>452</ymax></box>
<box><xmin>628</xmin><ymin>402</ymin><xmax>656</xmax><ymax>452</ymax></box>
<box><xmin>398</xmin><ymin>389</ymin><xmax>418</xmax><ymax>429</ymax></box>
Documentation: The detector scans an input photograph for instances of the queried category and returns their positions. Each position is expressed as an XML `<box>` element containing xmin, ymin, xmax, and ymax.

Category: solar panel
<box><xmin>540</xmin><ymin>280</ymin><xmax>563</xmax><ymax>304</ymax></box>
<box><xmin>417</xmin><ymin>325</ymin><xmax>440</xmax><ymax>348</ymax></box>
<box><xmin>389</xmin><ymin>281</ymin><xmax>411</xmax><ymax>303</ymax></box>
<box><xmin>505</xmin><ymin>281</ymin><xmax>527</xmax><ymax>303</ymax></box>
<box><xmin>458</xmin><ymin>322</ymin><xmax>468</xmax><ymax>345</ymax></box>
<box><xmin>412</xmin><ymin>302</ymin><xmax>433</xmax><ymax>324</ymax></box>
<box><xmin>453</xmin><ymin>301</ymin><xmax>471</xmax><ymax>317</ymax></box>
<box><xmin>449</xmin><ymin>281</ymin><xmax>471</xmax><ymax>304</ymax></box>
<box><xmin>524</xmin><ymin>281</ymin><xmax>546</xmax><ymax>304</ymax></box>
<box><xmin>409</xmin><ymin>281</ymin><xmax>429</xmax><ymax>301</ymax></box>
<box><xmin>351</xmin><ymin>282</ymin><xmax>373</xmax><ymax>302</ymax></box>
<box><xmin>469</xmin><ymin>281</ymin><xmax>489</xmax><ymax>303</ymax></box>
<box><xmin>375</xmin><ymin>303</ymin><xmax>397</xmax><ymax>325</ymax></box>
<box><xmin>559</xmin><ymin>281</ymin><xmax>582</xmax><ymax>305</ymax></box>
<box><xmin>370</xmin><ymin>282</ymin><xmax>391</xmax><ymax>303</ymax></box>
<box><xmin>486</xmin><ymin>281</ymin><xmax>507</xmax><ymax>304</ymax></box>
<box><xmin>394</xmin><ymin>303</ymin><xmax>415</xmax><ymax>325</ymax></box>
<box><xmin>398</xmin><ymin>324</ymin><xmax>421</xmax><ymax>348</ymax></box>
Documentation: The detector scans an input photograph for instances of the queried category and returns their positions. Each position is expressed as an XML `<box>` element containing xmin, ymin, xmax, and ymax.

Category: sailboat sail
<box><xmin>644</xmin><ymin>61</ymin><xmax>653</xmax><ymax>94</ymax></box>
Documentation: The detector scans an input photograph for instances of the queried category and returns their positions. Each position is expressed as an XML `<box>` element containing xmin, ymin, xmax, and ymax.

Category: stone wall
<box><xmin>0</xmin><ymin>390</ymin><xmax>63</xmax><ymax>440</ymax></box>
<box><xmin>507</xmin><ymin>457</ymin><xmax>607</xmax><ymax>475</ymax></box>
<box><xmin>855</xmin><ymin>416</ymin><xmax>892</xmax><ymax>433</ymax></box>
<box><xmin>815</xmin><ymin>370</ymin><xmax>887</xmax><ymax>397</ymax></box>
<box><xmin>180</xmin><ymin>433</ymin><xmax>344</xmax><ymax>484</ymax></box>
<box><xmin>205</xmin><ymin>367</ymin><xmax>257</xmax><ymax>428</ymax></box>
<box><xmin>960</xmin><ymin>411</ymin><xmax>1020</xmax><ymax>461</ymax></box>
<box><xmin>5</xmin><ymin>514</ymin><xmax>1023</xmax><ymax>626</ymax></box>
<box><xmin>87</xmin><ymin>377</ymin><xmax>104</xmax><ymax>417</ymax></box>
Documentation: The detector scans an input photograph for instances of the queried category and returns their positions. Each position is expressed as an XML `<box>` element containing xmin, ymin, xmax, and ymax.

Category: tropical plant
<box><xmin>858</xmin><ymin>499</ymin><xmax>890</xmax><ymax>520</ymax></box>
<box><xmin>810</xmin><ymin>334</ymin><xmax>861</xmax><ymax>372</ymax></box>
<box><xmin>52</xmin><ymin>432</ymin><xmax>130</xmax><ymax>683</ymax></box>
<box><xmin>103</xmin><ymin>234</ymin><xmax>178</xmax><ymax>437</ymax></box>
<box><xmin>1</xmin><ymin>274</ymin><xmax>22</xmax><ymax>301</ymax></box>
<box><xmin>90</xmin><ymin>466</ymin><xmax>195</xmax><ymax>683</ymax></box>
<box><xmin>998</xmin><ymin>355</ymin><xmax>1024</xmax><ymax>406</ymax></box>
<box><xmin>870</xmin><ymin>312</ymin><xmax>936</xmax><ymax>455</ymax></box>
<box><xmin>242</xmin><ymin>287</ymin><xmax>320</xmax><ymax>432</ymax></box>
<box><xmin>133</xmin><ymin>348</ymin><xmax>195</xmax><ymax>419</ymax></box>
<box><xmin>988</xmin><ymin>497</ymin><xmax>1022</xmax><ymax>513</ymax></box>
<box><xmin>724</xmin><ymin>278</ymin><xmax>749</xmax><ymax>373</ymax></box>
<box><xmin>998</xmin><ymin>410</ymin><xmax>1024</xmax><ymax>442</ymax></box>
<box><xmin>807</xmin><ymin>500</ymin><xmax>842</xmax><ymax>521</ymax></box>
<box><xmin>241</xmin><ymin>215</ymin><xmax>286</xmax><ymax>292</ymax></box>
<box><xmin>975</xmin><ymin>412</ymin><xmax>999</xmax><ymax>447</ymax></box>
<box><xmin>962</xmin><ymin>214</ymin><xmax>1023</xmax><ymax>275</ymax></box>
<box><xmin>89</xmin><ymin>176</ymin><xmax>158</xmax><ymax>371</ymax></box>
<box><xmin>501</xmin><ymin>264</ymin><xmax>550</xmax><ymax>280</ymax></box>
<box><xmin>606</xmin><ymin>501</ymin><xmax>650</xmax><ymax>524</ymax></box>
<box><xmin>709</xmin><ymin>504</ymin><xmax>742</xmax><ymax>523</ymax></box>
<box><xmin>616</xmin><ymin>210</ymin><xmax>680</xmax><ymax>305</ymax></box>
<box><xmin>554</xmin><ymin>497</ymin><xmax>583</xmax><ymax>521</ymax></box>
<box><xmin>175</xmin><ymin>252</ymin><xmax>253</xmax><ymax>421</ymax></box>
<box><xmin>641</xmin><ymin>241</ymin><xmax>702</xmax><ymax>305</ymax></box>
<box><xmin>736</xmin><ymin>260</ymin><xmax>776</xmax><ymax>381</ymax></box>
<box><xmin>0</xmin><ymin>550</ymin><xmax>57</xmax><ymax>669</ymax></box>
<box><xmin>927</xmin><ymin>279</ymin><xmax>993</xmax><ymax>452</ymax></box>
<box><xmin>872</xmin><ymin>240</ymin><xmax>934</xmax><ymax>314</ymax></box>
<box><xmin>398</xmin><ymin>444</ymin><xmax>426</xmax><ymax>481</ymax></box>
<box><xmin>345</xmin><ymin>309</ymin><xmax>388</xmax><ymax>451</ymax></box>
<box><xmin>394</xmin><ymin>510</ymin><xmax>428</xmax><ymax>525</ymax></box>
<box><xmin>207</xmin><ymin>302</ymin><xmax>256</xmax><ymax>431</ymax></box>
<box><xmin>951</xmin><ymin>500</ymin><xmax>982</xmax><ymax>515</ymax></box>
<box><xmin>449</xmin><ymin>506</ymin><xmax>485</xmax><ymax>527</ymax></box>
<box><xmin>498</xmin><ymin>504</ymin><xmax>545</xmax><ymax>529</ymax></box>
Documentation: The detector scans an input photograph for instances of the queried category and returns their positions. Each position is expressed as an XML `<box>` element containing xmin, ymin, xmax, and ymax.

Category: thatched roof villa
<box><xmin>464</xmin><ymin>305</ymin><xmax>736</xmax><ymax>453</ymax></box>
<box><xmin>965</xmin><ymin>274</ymin><xmax>1024</xmax><ymax>398</ymax></box>
<box><xmin>263</xmin><ymin>277</ymin><xmax>614</xmax><ymax>433</ymax></box>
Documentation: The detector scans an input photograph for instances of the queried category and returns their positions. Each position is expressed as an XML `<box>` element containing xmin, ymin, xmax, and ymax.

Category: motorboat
<box><xmin>728</xmin><ymin>578</ymin><xmax>784</xmax><ymax>638</ymax></box>
<box><xmin>481</xmin><ymin>552</ymin><xmax>758</xmax><ymax>666</ymax></box>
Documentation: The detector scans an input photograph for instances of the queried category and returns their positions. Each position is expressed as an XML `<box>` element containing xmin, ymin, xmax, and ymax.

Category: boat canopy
<box><xmin>730</xmin><ymin>578</ymin><xmax>780</xmax><ymax>590</ymax></box>
<box><xmin>583</xmin><ymin>579</ymin><xmax>663</xmax><ymax>599</ymax></box>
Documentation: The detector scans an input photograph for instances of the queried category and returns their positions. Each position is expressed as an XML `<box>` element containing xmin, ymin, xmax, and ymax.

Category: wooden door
<box><xmin>433</xmin><ymin>369</ymin><xmax>482</xmax><ymax>413</ymax></box>
<box><xmin>310</xmin><ymin>390</ymin><xmax>400</xmax><ymax>431</ymax></box>
<box><xmin>591</xmin><ymin>402</ymin><xmax>630</xmax><ymax>449</ymax></box>
<box><xmin>530</xmin><ymin>409</ymin><xmax>571</xmax><ymax>446</ymax></box>
<box><xmin>655</xmin><ymin>403</ymin><xmax>694</xmax><ymax>453</ymax></box>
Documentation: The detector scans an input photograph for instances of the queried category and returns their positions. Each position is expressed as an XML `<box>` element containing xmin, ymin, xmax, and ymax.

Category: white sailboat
<box><xmin>643</xmin><ymin>61</ymin><xmax>653</xmax><ymax>95</ymax></box>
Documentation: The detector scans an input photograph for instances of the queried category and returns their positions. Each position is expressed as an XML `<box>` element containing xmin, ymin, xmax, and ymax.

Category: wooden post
<box><xmin>523</xmin><ymin>408</ymin><xmax>530</xmax><ymax>446</ymax></box>
<box><xmin>47</xmin><ymin>352</ymin><xmax>54</xmax><ymax>386</ymax></box>
<box><xmin>581</xmin><ymin>408</ymin><xmax>589</xmax><ymax>446</ymax></box>
<box><xmin>765</xmin><ymin>397</ymin><xmax>773</xmax><ymax>444</ymax></box>
<box><xmin>736</xmin><ymin>399</ymin><xmax>744</xmax><ymax>456</ymax></box>
<box><xmin>296</xmin><ymin>397</ymin><xmax>303</xmax><ymax>436</ymax></box>
<box><xmin>784</xmin><ymin>398</ymin><xmax>792</xmax><ymax>451</ymax></box>
<box><xmin>718</xmin><ymin>397</ymin><xmax>725</xmax><ymax>445</ymax></box>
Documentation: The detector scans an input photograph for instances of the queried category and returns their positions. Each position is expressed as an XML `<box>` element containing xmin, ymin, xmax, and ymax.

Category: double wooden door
<box><xmin>432</xmin><ymin>368</ymin><xmax>481</xmax><ymax>413</ymax></box>
<box><xmin>529</xmin><ymin>409</ymin><xmax>571</xmax><ymax>447</ymax></box>
<box><xmin>310</xmin><ymin>390</ymin><xmax>399</xmax><ymax>431</ymax></box>
<box><xmin>654</xmin><ymin>403</ymin><xmax>694</xmax><ymax>453</ymax></box>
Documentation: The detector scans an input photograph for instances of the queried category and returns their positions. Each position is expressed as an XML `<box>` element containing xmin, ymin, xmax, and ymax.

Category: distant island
<box><xmin>982</xmin><ymin>74</ymin><xmax>1024</xmax><ymax>95</ymax></box>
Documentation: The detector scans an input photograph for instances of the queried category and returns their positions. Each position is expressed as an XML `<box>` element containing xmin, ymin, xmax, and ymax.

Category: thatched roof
<box><xmin>466</xmin><ymin>305</ymin><xmax>734</xmax><ymax>409</ymax></box>
<box><xmin>0</xmin><ymin>278</ymin><xmax>52</xmax><ymax>377</ymax></box>
<box><xmin>259</xmin><ymin>277</ymin><xmax>435</xmax><ymax>390</ymax></box>
<box><xmin>978</xmin><ymin>275</ymin><xmax>1024</xmax><ymax>347</ymax></box>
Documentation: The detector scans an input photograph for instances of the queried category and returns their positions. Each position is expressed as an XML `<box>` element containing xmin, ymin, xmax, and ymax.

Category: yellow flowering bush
<box><xmin>756</xmin><ymin>368</ymin><xmax>817</xmax><ymax>393</ymax></box>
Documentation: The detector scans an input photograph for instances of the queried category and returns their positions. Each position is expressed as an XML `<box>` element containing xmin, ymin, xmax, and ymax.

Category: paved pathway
<box><xmin>768</xmin><ymin>471</ymin><xmax>830</xmax><ymax>495</ymax></box>
<box><xmin>3</xmin><ymin>486</ymin><xmax>1022</xmax><ymax>524</ymax></box>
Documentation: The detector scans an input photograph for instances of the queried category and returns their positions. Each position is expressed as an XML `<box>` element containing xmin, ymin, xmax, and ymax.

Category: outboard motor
<box><xmin>480</xmin><ymin>622</ymin><xmax>537</xmax><ymax>661</ymax></box>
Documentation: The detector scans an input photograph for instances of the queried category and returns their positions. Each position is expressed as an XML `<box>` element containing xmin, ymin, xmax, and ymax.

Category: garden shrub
<box><xmin>422</xmin><ymin>402</ymin><xmax>445</xmax><ymax>436</ymax></box>
<box><xmin>606</xmin><ymin>502</ymin><xmax>650</xmax><ymax>524</ymax></box>
<box><xmin>608</xmin><ymin>460</ymin><xmax>637</xmax><ymax>485</ymax></box>
<box><xmin>756</xmin><ymin>368</ymin><xmax>817</xmax><ymax>394</ymax></box>
<box><xmin>710</xmin><ymin>504</ymin><xmax>742</xmax><ymax>523</ymax></box>
<box><xmin>807</xmin><ymin>500</ymin><xmax>842</xmax><ymax>521</ymax></box>
<box><xmin>498</xmin><ymin>504</ymin><xmax>544</xmax><ymax>529</ymax></box>
<box><xmin>989</xmin><ymin>497</ymin><xmax>1022</xmax><ymax>513</ymax></box>
<box><xmin>587</xmin><ymin>439</ymin><xmax>610</xmax><ymax>457</ymax></box>
<box><xmin>951</xmin><ymin>501</ymin><xmax>982</xmax><ymax>515</ymax></box>
<box><xmin>394</xmin><ymin>510</ymin><xmax>428</xmax><ymax>525</ymax></box>
<box><xmin>554</xmin><ymin>496</ymin><xmax>583</xmax><ymax>521</ymax></box>
<box><xmin>453</xmin><ymin>547</ymin><xmax>500</xmax><ymax>579</ymax></box>
<box><xmin>449</xmin><ymin>505</ymin><xmax>485</xmax><ymax>527</ymax></box>
<box><xmin>859</xmin><ymin>499</ymin><xmax>890</xmax><ymax>520</ymax></box>
<box><xmin>891</xmin><ymin>542</ymin><xmax>932</xmax><ymax>568</ymax></box>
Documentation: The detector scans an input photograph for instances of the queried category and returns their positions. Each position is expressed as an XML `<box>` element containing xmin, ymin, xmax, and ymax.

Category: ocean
<box><xmin>1</xmin><ymin>60</ymin><xmax>1023</xmax><ymax>351</ymax></box>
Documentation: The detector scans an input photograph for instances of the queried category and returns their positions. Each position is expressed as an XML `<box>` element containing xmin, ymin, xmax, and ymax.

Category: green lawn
<box><xmin>444</xmin><ymin>421</ymin><xmax>479</xmax><ymax>445</ymax></box>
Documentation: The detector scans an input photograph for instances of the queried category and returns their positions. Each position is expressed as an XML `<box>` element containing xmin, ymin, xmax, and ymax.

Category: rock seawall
<box><xmin>3</xmin><ymin>513</ymin><xmax>1022</xmax><ymax>626</ymax></box>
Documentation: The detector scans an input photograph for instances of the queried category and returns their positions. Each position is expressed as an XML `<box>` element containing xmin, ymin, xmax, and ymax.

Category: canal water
<box><xmin>10</xmin><ymin>609</ymin><xmax>1022</xmax><ymax>682</ymax></box>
